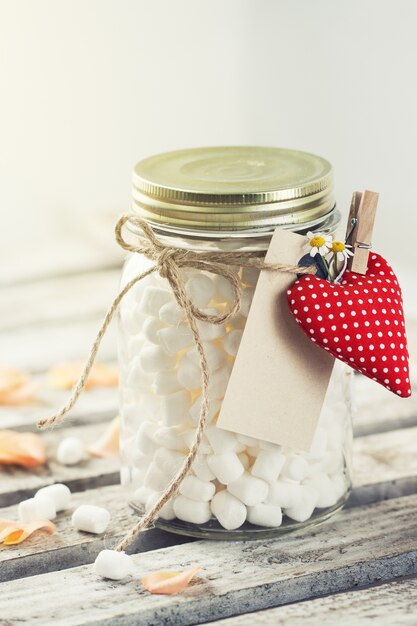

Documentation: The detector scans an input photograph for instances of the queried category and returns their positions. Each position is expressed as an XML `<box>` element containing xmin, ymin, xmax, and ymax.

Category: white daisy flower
<box><xmin>306</xmin><ymin>231</ymin><xmax>333</xmax><ymax>257</ymax></box>
<box><xmin>329</xmin><ymin>241</ymin><xmax>354</xmax><ymax>261</ymax></box>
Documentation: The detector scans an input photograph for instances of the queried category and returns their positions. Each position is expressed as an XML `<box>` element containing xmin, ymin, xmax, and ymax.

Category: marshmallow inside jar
<box><xmin>118</xmin><ymin>146</ymin><xmax>353</xmax><ymax>539</ymax></box>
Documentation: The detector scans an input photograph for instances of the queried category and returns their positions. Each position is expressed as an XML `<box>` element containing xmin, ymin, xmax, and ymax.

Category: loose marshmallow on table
<box><xmin>227</xmin><ymin>472</ymin><xmax>269</xmax><ymax>506</ymax></box>
<box><xmin>139</xmin><ymin>345</ymin><xmax>176</xmax><ymax>373</ymax></box>
<box><xmin>185</xmin><ymin>273</ymin><xmax>215</xmax><ymax>307</ymax></box>
<box><xmin>158</xmin><ymin>324</ymin><xmax>194</xmax><ymax>354</ymax></box>
<box><xmin>211</xmin><ymin>490</ymin><xmax>247</xmax><ymax>530</ymax></box>
<box><xmin>18</xmin><ymin>496</ymin><xmax>56</xmax><ymax>522</ymax></box>
<box><xmin>179</xmin><ymin>475</ymin><xmax>216</xmax><ymax>502</ymax></box>
<box><xmin>57</xmin><ymin>437</ymin><xmax>85</xmax><ymax>466</ymax></box>
<box><xmin>251</xmin><ymin>450</ymin><xmax>286</xmax><ymax>483</ymax></box>
<box><xmin>72</xmin><ymin>505</ymin><xmax>111</xmax><ymax>534</ymax></box>
<box><xmin>35</xmin><ymin>484</ymin><xmax>71</xmax><ymax>512</ymax></box>
<box><xmin>207</xmin><ymin>452</ymin><xmax>245</xmax><ymax>485</ymax></box>
<box><xmin>160</xmin><ymin>390</ymin><xmax>192</xmax><ymax>426</ymax></box>
<box><xmin>94</xmin><ymin>550</ymin><xmax>135</xmax><ymax>580</ymax></box>
<box><xmin>138</xmin><ymin>286</ymin><xmax>172</xmax><ymax>316</ymax></box>
<box><xmin>173</xmin><ymin>495</ymin><xmax>211</xmax><ymax>524</ymax></box>
<box><xmin>247</xmin><ymin>503</ymin><xmax>282</xmax><ymax>528</ymax></box>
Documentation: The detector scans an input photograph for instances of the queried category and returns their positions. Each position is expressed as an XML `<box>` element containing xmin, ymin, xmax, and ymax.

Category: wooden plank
<box><xmin>205</xmin><ymin>577</ymin><xmax>417</xmax><ymax>625</ymax></box>
<box><xmin>0</xmin><ymin>485</ymin><xmax>193</xmax><ymax>583</ymax></box>
<box><xmin>0</xmin><ymin>494</ymin><xmax>416</xmax><ymax>625</ymax></box>
<box><xmin>0</xmin><ymin>422</ymin><xmax>120</xmax><ymax>507</ymax></box>
<box><xmin>0</xmin><ymin>383</ymin><xmax>118</xmax><ymax>431</ymax></box>
<box><xmin>1</xmin><ymin>424</ymin><xmax>416</xmax><ymax>585</ymax></box>
<box><xmin>350</xmin><ymin>425</ymin><xmax>417</xmax><ymax>506</ymax></box>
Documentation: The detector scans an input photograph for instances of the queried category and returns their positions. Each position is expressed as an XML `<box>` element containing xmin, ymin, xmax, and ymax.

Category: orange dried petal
<box><xmin>0</xmin><ymin>519</ymin><xmax>56</xmax><ymax>545</ymax></box>
<box><xmin>87</xmin><ymin>416</ymin><xmax>120</xmax><ymax>458</ymax></box>
<box><xmin>0</xmin><ymin>367</ymin><xmax>28</xmax><ymax>395</ymax></box>
<box><xmin>47</xmin><ymin>362</ymin><xmax>118</xmax><ymax>391</ymax></box>
<box><xmin>0</xmin><ymin>381</ymin><xmax>38</xmax><ymax>406</ymax></box>
<box><xmin>142</xmin><ymin>567</ymin><xmax>202</xmax><ymax>595</ymax></box>
<box><xmin>0</xmin><ymin>430</ymin><xmax>46</xmax><ymax>467</ymax></box>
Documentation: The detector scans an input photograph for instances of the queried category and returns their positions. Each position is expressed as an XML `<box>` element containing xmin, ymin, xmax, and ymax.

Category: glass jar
<box><xmin>118</xmin><ymin>146</ymin><xmax>353</xmax><ymax>539</ymax></box>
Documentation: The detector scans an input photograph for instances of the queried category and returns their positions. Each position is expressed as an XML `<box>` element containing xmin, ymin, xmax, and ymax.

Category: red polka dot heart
<box><xmin>287</xmin><ymin>253</ymin><xmax>411</xmax><ymax>397</ymax></box>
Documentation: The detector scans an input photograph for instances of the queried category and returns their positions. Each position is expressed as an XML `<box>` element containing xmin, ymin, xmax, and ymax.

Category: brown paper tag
<box><xmin>217</xmin><ymin>228</ymin><xmax>335</xmax><ymax>452</ymax></box>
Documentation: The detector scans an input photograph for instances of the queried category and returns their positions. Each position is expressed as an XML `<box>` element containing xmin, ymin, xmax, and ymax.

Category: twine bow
<box><xmin>37</xmin><ymin>214</ymin><xmax>316</xmax><ymax>552</ymax></box>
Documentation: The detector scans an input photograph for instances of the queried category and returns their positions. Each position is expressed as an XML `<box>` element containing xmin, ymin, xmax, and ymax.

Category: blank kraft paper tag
<box><xmin>217</xmin><ymin>228</ymin><xmax>335</xmax><ymax>452</ymax></box>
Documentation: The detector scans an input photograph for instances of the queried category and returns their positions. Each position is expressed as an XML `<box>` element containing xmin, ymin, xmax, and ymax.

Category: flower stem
<box><xmin>321</xmin><ymin>255</ymin><xmax>331</xmax><ymax>279</ymax></box>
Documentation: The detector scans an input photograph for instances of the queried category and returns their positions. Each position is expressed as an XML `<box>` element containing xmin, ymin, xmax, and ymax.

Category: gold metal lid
<box><xmin>132</xmin><ymin>146</ymin><xmax>334</xmax><ymax>232</ymax></box>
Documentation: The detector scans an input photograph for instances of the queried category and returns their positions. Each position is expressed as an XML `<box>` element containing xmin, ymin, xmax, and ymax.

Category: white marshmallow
<box><xmin>160</xmin><ymin>390</ymin><xmax>192</xmax><ymax>426</ymax></box>
<box><xmin>208</xmin><ymin>366</ymin><xmax>232</xmax><ymax>399</ymax></box>
<box><xmin>238</xmin><ymin>452</ymin><xmax>250</xmax><ymax>470</ymax></box>
<box><xmin>138</xmin><ymin>286</ymin><xmax>172</xmax><ymax>316</ymax></box>
<box><xmin>179</xmin><ymin>475</ymin><xmax>216</xmax><ymax>502</ymax></box>
<box><xmin>267</xmin><ymin>480</ymin><xmax>303</xmax><ymax>509</ymax></box>
<box><xmin>188</xmin><ymin>343</ymin><xmax>226</xmax><ymax>372</ymax></box>
<box><xmin>282</xmin><ymin>456</ymin><xmax>309</xmax><ymax>482</ymax></box>
<box><xmin>153</xmin><ymin>448</ymin><xmax>185</xmax><ymax>477</ymax></box>
<box><xmin>192</xmin><ymin>455</ymin><xmax>216</xmax><ymax>482</ymax></box>
<box><xmin>135</xmin><ymin>421</ymin><xmax>158</xmax><ymax>455</ymax></box>
<box><xmin>94</xmin><ymin>550</ymin><xmax>134</xmax><ymax>580</ymax></box>
<box><xmin>35</xmin><ymin>484</ymin><xmax>71</xmax><ymax>512</ymax></box>
<box><xmin>18</xmin><ymin>496</ymin><xmax>56</xmax><ymax>522</ymax></box>
<box><xmin>196</xmin><ymin>312</ymin><xmax>226</xmax><ymax>341</ymax></box>
<box><xmin>177</xmin><ymin>355</ymin><xmax>201</xmax><ymax>390</ymax></box>
<box><xmin>152</xmin><ymin>370</ymin><xmax>182</xmax><ymax>395</ymax></box>
<box><xmin>211</xmin><ymin>490</ymin><xmax>247</xmax><ymax>530</ymax></box>
<box><xmin>137</xmin><ymin>393</ymin><xmax>161</xmax><ymax>421</ymax></box>
<box><xmin>185</xmin><ymin>273</ymin><xmax>215</xmax><ymax>307</ymax></box>
<box><xmin>182</xmin><ymin>430</ymin><xmax>212</xmax><ymax>454</ymax></box>
<box><xmin>72</xmin><ymin>505</ymin><xmax>111</xmax><ymax>534</ymax></box>
<box><xmin>120</xmin><ymin>306</ymin><xmax>145</xmax><ymax>335</ymax></box>
<box><xmin>308</xmin><ymin>426</ymin><xmax>328</xmax><ymax>460</ymax></box>
<box><xmin>207</xmin><ymin>452</ymin><xmax>245</xmax><ymax>485</ymax></box>
<box><xmin>227</xmin><ymin>472</ymin><xmax>269</xmax><ymax>506</ymax></box>
<box><xmin>173</xmin><ymin>495</ymin><xmax>211</xmax><ymax>524</ymax></box>
<box><xmin>152</xmin><ymin>426</ymin><xmax>186</xmax><ymax>451</ymax></box>
<box><xmin>320</xmin><ymin>450</ymin><xmax>344</xmax><ymax>475</ymax></box>
<box><xmin>247</xmin><ymin>503</ymin><xmax>282</xmax><ymax>528</ymax></box>
<box><xmin>144</xmin><ymin>462</ymin><xmax>170</xmax><ymax>492</ymax></box>
<box><xmin>139</xmin><ymin>345</ymin><xmax>175</xmax><ymax>373</ymax></box>
<box><xmin>159</xmin><ymin>301</ymin><xmax>184</xmax><ymax>325</ymax></box>
<box><xmin>142</xmin><ymin>317</ymin><xmax>165</xmax><ymax>344</ymax></box>
<box><xmin>223</xmin><ymin>329</ymin><xmax>243</xmax><ymax>356</ymax></box>
<box><xmin>189</xmin><ymin>396</ymin><xmax>221</xmax><ymax>423</ymax></box>
<box><xmin>125</xmin><ymin>357</ymin><xmax>153</xmax><ymax>390</ymax></box>
<box><xmin>145</xmin><ymin>491</ymin><xmax>176</xmax><ymax>520</ymax></box>
<box><xmin>57</xmin><ymin>437</ymin><xmax>85</xmax><ymax>466</ymax></box>
<box><xmin>157</xmin><ymin>324</ymin><xmax>194</xmax><ymax>354</ymax></box>
<box><xmin>303</xmin><ymin>473</ymin><xmax>340</xmax><ymax>508</ymax></box>
<box><xmin>204</xmin><ymin>425</ymin><xmax>239</xmax><ymax>453</ymax></box>
<box><xmin>213</xmin><ymin>275</ymin><xmax>235</xmax><ymax>302</ymax></box>
<box><xmin>284</xmin><ymin>485</ymin><xmax>318</xmax><ymax>522</ymax></box>
<box><xmin>251</xmin><ymin>450</ymin><xmax>286</xmax><ymax>483</ymax></box>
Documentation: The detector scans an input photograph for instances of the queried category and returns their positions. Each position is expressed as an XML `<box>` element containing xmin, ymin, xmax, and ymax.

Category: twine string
<box><xmin>37</xmin><ymin>214</ymin><xmax>316</xmax><ymax>551</ymax></box>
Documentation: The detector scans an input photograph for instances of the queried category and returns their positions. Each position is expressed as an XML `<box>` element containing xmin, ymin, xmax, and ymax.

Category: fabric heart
<box><xmin>287</xmin><ymin>253</ymin><xmax>411</xmax><ymax>397</ymax></box>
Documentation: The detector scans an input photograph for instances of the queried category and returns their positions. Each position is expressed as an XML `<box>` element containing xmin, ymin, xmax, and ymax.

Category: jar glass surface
<box><xmin>118</xmin><ymin>227</ymin><xmax>353</xmax><ymax>539</ymax></box>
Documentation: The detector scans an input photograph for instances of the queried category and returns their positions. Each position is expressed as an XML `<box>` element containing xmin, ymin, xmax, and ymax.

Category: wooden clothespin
<box><xmin>345</xmin><ymin>190</ymin><xmax>379</xmax><ymax>274</ymax></box>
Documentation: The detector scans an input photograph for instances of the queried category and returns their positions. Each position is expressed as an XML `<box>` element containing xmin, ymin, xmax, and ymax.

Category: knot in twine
<box><xmin>37</xmin><ymin>214</ymin><xmax>316</xmax><ymax>552</ymax></box>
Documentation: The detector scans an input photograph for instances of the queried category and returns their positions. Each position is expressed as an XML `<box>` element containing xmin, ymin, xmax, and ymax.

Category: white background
<box><xmin>1</xmin><ymin>0</ymin><xmax>416</xmax><ymax>290</ymax></box>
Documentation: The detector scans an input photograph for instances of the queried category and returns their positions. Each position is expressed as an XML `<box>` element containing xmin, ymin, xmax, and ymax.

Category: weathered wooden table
<box><xmin>1</xmin><ymin>268</ymin><xmax>417</xmax><ymax>625</ymax></box>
